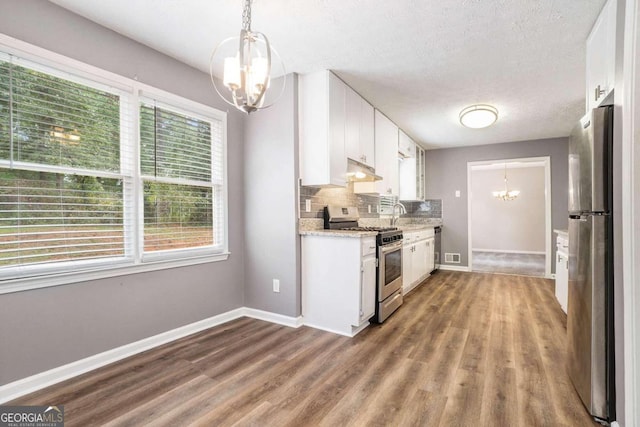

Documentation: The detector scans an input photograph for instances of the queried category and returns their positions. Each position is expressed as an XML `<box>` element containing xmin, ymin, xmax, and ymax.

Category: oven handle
<box><xmin>379</xmin><ymin>240</ymin><xmax>403</xmax><ymax>253</ymax></box>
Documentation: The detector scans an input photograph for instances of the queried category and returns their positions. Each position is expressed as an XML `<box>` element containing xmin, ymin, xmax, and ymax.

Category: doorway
<box><xmin>467</xmin><ymin>157</ymin><xmax>551</xmax><ymax>277</ymax></box>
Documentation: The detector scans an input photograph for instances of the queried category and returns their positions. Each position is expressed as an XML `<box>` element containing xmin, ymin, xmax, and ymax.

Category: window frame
<box><xmin>0</xmin><ymin>35</ymin><xmax>229</xmax><ymax>294</ymax></box>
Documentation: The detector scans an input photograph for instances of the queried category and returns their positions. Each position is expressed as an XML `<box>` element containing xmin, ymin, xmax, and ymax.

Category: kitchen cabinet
<box><xmin>402</xmin><ymin>228</ymin><xmax>435</xmax><ymax>294</ymax></box>
<box><xmin>425</xmin><ymin>236</ymin><xmax>435</xmax><ymax>273</ymax></box>
<box><xmin>355</xmin><ymin>110</ymin><xmax>399</xmax><ymax>196</ymax></box>
<box><xmin>586</xmin><ymin>0</ymin><xmax>616</xmax><ymax>111</ymax></box>
<box><xmin>345</xmin><ymin>86</ymin><xmax>375</xmax><ymax>167</ymax></box>
<box><xmin>299</xmin><ymin>71</ymin><xmax>347</xmax><ymax>187</ymax></box>
<box><xmin>301</xmin><ymin>234</ymin><xmax>377</xmax><ymax>337</ymax></box>
<box><xmin>555</xmin><ymin>231</ymin><xmax>569</xmax><ymax>313</ymax></box>
<box><xmin>399</xmin><ymin>141</ymin><xmax>425</xmax><ymax>201</ymax></box>
<box><xmin>398</xmin><ymin>130</ymin><xmax>415</xmax><ymax>158</ymax></box>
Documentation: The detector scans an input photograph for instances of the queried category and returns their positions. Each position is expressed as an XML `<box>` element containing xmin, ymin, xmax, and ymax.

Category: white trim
<box><xmin>438</xmin><ymin>264</ymin><xmax>471</xmax><ymax>272</ymax></box>
<box><xmin>0</xmin><ymin>252</ymin><xmax>230</xmax><ymax>295</ymax></box>
<box><xmin>467</xmin><ymin>157</ymin><xmax>552</xmax><ymax>277</ymax></box>
<box><xmin>622</xmin><ymin>0</ymin><xmax>640</xmax><ymax>425</ymax></box>
<box><xmin>472</xmin><ymin>248</ymin><xmax>546</xmax><ymax>255</ymax></box>
<box><xmin>301</xmin><ymin>320</ymin><xmax>370</xmax><ymax>338</ymax></box>
<box><xmin>243</xmin><ymin>308</ymin><xmax>304</xmax><ymax>328</ymax></box>
<box><xmin>0</xmin><ymin>307</ymin><xmax>303</xmax><ymax>404</ymax></box>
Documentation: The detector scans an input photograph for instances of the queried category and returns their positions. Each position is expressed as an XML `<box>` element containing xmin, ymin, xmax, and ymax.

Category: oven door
<box><xmin>378</xmin><ymin>240</ymin><xmax>403</xmax><ymax>301</ymax></box>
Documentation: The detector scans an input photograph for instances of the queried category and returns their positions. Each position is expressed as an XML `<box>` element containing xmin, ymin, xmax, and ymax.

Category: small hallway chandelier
<box><xmin>209</xmin><ymin>0</ymin><xmax>286</xmax><ymax>113</ymax></box>
<box><xmin>492</xmin><ymin>163</ymin><xmax>520</xmax><ymax>201</ymax></box>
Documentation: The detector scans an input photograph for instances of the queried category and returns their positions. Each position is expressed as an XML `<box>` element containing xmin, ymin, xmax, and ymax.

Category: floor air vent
<box><xmin>445</xmin><ymin>253</ymin><xmax>461</xmax><ymax>263</ymax></box>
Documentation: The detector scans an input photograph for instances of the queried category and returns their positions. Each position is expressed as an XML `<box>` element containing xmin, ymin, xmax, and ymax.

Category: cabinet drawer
<box><xmin>362</xmin><ymin>237</ymin><xmax>377</xmax><ymax>257</ymax></box>
<box><xmin>403</xmin><ymin>232</ymin><xmax>417</xmax><ymax>244</ymax></box>
<box><xmin>413</xmin><ymin>228</ymin><xmax>434</xmax><ymax>241</ymax></box>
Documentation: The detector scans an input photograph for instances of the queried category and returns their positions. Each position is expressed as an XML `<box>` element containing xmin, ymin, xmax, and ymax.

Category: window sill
<box><xmin>0</xmin><ymin>252</ymin><xmax>230</xmax><ymax>295</ymax></box>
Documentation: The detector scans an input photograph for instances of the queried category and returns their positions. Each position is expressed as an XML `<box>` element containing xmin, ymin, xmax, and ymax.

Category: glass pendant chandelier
<box><xmin>209</xmin><ymin>0</ymin><xmax>286</xmax><ymax>113</ymax></box>
<box><xmin>492</xmin><ymin>163</ymin><xmax>520</xmax><ymax>201</ymax></box>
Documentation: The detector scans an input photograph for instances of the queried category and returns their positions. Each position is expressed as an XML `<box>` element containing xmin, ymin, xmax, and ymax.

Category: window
<box><xmin>139</xmin><ymin>99</ymin><xmax>225</xmax><ymax>257</ymax></box>
<box><xmin>0</xmin><ymin>51</ymin><xmax>227</xmax><ymax>283</ymax></box>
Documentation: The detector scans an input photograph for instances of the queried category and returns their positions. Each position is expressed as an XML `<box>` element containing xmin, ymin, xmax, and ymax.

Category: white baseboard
<box><xmin>243</xmin><ymin>307</ymin><xmax>303</xmax><ymax>328</ymax></box>
<box><xmin>0</xmin><ymin>307</ymin><xmax>301</xmax><ymax>404</ymax></box>
<box><xmin>472</xmin><ymin>248</ymin><xmax>546</xmax><ymax>255</ymax></box>
<box><xmin>438</xmin><ymin>265</ymin><xmax>470</xmax><ymax>272</ymax></box>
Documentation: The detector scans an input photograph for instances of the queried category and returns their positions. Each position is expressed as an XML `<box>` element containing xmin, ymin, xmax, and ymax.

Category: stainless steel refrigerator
<box><xmin>567</xmin><ymin>105</ymin><xmax>615</xmax><ymax>423</ymax></box>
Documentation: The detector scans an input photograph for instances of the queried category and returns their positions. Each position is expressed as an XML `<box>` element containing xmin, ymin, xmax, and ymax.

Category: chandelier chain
<box><xmin>242</xmin><ymin>0</ymin><xmax>252</xmax><ymax>31</ymax></box>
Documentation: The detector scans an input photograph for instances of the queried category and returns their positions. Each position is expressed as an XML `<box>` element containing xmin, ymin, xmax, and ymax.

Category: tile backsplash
<box><xmin>299</xmin><ymin>183</ymin><xmax>442</xmax><ymax>220</ymax></box>
<box><xmin>299</xmin><ymin>183</ymin><xmax>380</xmax><ymax>219</ymax></box>
<box><xmin>400</xmin><ymin>199</ymin><xmax>442</xmax><ymax>218</ymax></box>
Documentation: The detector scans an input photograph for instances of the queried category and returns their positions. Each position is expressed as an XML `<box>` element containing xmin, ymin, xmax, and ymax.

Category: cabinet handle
<box><xmin>595</xmin><ymin>84</ymin><xmax>606</xmax><ymax>101</ymax></box>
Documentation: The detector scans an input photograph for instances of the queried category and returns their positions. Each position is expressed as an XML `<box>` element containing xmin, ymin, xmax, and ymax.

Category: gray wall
<box><xmin>243</xmin><ymin>75</ymin><xmax>301</xmax><ymax>317</ymax></box>
<box><xmin>0</xmin><ymin>1</ymin><xmax>246</xmax><ymax>385</ymax></box>
<box><xmin>425</xmin><ymin>137</ymin><xmax>569</xmax><ymax>271</ymax></box>
<box><xmin>471</xmin><ymin>166</ymin><xmax>546</xmax><ymax>252</ymax></box>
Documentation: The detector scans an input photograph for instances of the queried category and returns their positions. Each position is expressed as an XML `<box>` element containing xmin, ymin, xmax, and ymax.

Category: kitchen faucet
<box><xmin>391</xmin><ymin>202</ymin><xmax>406</xmax><ymax>226</ymax></box>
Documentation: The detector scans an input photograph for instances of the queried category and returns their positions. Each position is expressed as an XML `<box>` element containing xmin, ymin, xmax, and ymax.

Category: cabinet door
<box><xmin>586</xmin><ymin>0</ymin><xmax>616</xmax><ymax>111</ymax></box>
<box><xmin>360</xmin><ymin>100</ymin><xmax>375</xmax><ymax>167</ymax></box>
<box><xmin>556</xmin><ymin>253</ymin><xmax>568</xmax><ymax>313</ymax></box>
<box><xmin>402</xmin><ymin>244</ymin><xmax>413</xmax><ymax>293</ymax></box>
<box><xmin>426</xmin><ymin>238</ymin><xmax>435</xmax><ymax>273</ymax></box>
<box><xmin>345</xmin><ymin>86</ymin><xmax>361</xmax><ymax>162</ymax></box>
<box><xmin>360</xmin><ymin>255</ymin><xmax>377</xmax><ymax>323</ymax></box>
<box><xmin>328</xmin><ymin>73</ymin><xmax>347</xmax><ymax>186</ymax></box>
<box><xmin>399</xmin><ymin>157</ymin><xmax>417</xmax><ymax>200</ymax></box>
<box><xmin>374</xmin><ymin>110</ymin><xmax>399</xmax><ymax>196</ymax></box>
<box><xmin>398</xmin><ymin>130</ymin><xmax>415</xmax><ymax>158</ymax></box>
<box><xmin>413</xmin><ymin>240</ymin><xmax>428</xmax><ymax>284</ymax></box>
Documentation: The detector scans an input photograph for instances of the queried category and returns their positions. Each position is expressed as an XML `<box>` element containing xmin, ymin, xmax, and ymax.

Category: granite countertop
<box><xmin>399</xmin><ymin>224</ymin><xmax>438</xmax><ymax>232</ymax></box>
<box><xmin>299</xmin><ymin>229</ymin><xmax>378</xmax><ymax>238</ymax></box>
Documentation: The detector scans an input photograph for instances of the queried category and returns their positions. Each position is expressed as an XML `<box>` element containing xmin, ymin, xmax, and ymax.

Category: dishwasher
<box><xmin>433</xmin><ymin>226</ymin><xmax>441</xmax><ymax>272</ymax></box>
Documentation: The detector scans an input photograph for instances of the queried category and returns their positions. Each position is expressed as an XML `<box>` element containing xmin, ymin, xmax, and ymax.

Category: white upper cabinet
<box><xmin>345</xmin><ymin>85</ymin><xmax>375</xmax><ymax>167</ymax></box>
<box><xmin>398</xmin><ymin>130</ymin><xmax>415</xmax><ymax>158</ymax></box>
<box><xmin>299</xmin><ymin>71</ymin><xmax>347</xmax><ymax>186</ymax></box>
<box><xmin>399</xmin><ymin>131</ymin><xmax>425</xmax><ymax>201</ymax></box>
<box><xmin>373</xmin><ymin>110</ymin><xmax>399</xmax><ymax>196</ymax></box>
<box><xmin>586</xmin><ymin>0</ymin><xmax>616</xmax><ymax>111</ymax></box>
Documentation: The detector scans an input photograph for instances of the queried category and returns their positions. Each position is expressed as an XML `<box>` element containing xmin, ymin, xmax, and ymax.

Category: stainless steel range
<box><xmin>324</xmin><ymin>206</ymin><xmax>403</xmax><ymax>323</ymax></box>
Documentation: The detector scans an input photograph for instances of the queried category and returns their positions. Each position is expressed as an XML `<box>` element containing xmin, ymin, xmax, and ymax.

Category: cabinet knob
<box><xmin>595</xmin><ymin>84</ymin><xmax>606</xmax><ymax>101</ymax></box>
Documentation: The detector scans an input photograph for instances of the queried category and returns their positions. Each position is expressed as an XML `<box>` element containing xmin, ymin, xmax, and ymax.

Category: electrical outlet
<box><xmin>305</xmin><ymin>199</ymin><xmax>311</xmax><ymax>212</ymax></box>
<box><xmin>273</xmin><ymin>279</ymin><xmax>280</xmax><ymax>293</ymax></box>
<box><xmin>455</xmin><ymin>190</ymin><xmax>461</xmax><ymax>198</ymax></box>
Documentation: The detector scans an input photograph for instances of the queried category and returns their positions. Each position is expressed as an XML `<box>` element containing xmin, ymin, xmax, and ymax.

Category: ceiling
<box><xmin>48</xmin><ymin>0</ymin><xmax>606</xmax><ymax>150</ymax></box>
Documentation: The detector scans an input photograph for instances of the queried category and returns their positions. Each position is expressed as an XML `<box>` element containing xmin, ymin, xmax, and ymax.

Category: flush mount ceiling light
<box><xmin>492</xmin><ymin>163</ymin><xmax>520</xmax><ymax>201</ymax></box>
<box><xmin>209</xmin><ymin>0</ymin><xmax>286</xmax><ymax>114</ymax></box>
<box><xmin>459</xmin><ymin>104</ymin><xmax>498</xmax><ymax>129</ymax></box>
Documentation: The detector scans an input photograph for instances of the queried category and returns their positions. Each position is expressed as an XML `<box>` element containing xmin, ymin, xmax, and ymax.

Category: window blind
<box><xmin>0</xmin><ymin>56</ymin><xmax>128</xmax><ymax>271</ymax></box>
<box><xmin>139</xmin><ymin>101</ymin><xmax>224</xmax><ymax>254</ymax></box>
<box><xmin>0</xmin><ymin>48</ymin><xmax>227</xmax><ymax>282</ymax></box>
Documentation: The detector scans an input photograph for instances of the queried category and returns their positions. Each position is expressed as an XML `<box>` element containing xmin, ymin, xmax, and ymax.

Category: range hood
<box><xmin>346</xmin><ymin>158</ymin><xmax>382</xmax><ymax>182</ymax></box>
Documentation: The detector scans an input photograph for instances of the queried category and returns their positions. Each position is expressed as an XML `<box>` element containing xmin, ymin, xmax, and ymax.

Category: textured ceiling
<box><xmin>48</xmin><ymin>0</ymin><xmax>606</xmax><ymax>149</ymax></box>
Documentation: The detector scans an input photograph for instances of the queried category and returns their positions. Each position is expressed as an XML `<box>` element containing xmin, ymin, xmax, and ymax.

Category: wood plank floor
<box><xmin>11</xmin><ymin>271</ymin><xmax>597</xmax><ymax>426</ymax></box>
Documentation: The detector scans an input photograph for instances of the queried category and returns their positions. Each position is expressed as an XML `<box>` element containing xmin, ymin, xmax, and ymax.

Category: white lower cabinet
<box><xmin>555</xmin><ymin>231</ymin><xmax>569</xmax><ymax>314</ymax></box>
<box><xmin>302</xmin><ymin>234</ymin><xmax>377</xmax><ymax>337</ymax></box>
<box><xmin>402</xmin><ymin>228</ymin><xmax>435</xmax><ymax>294</ymax></box>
